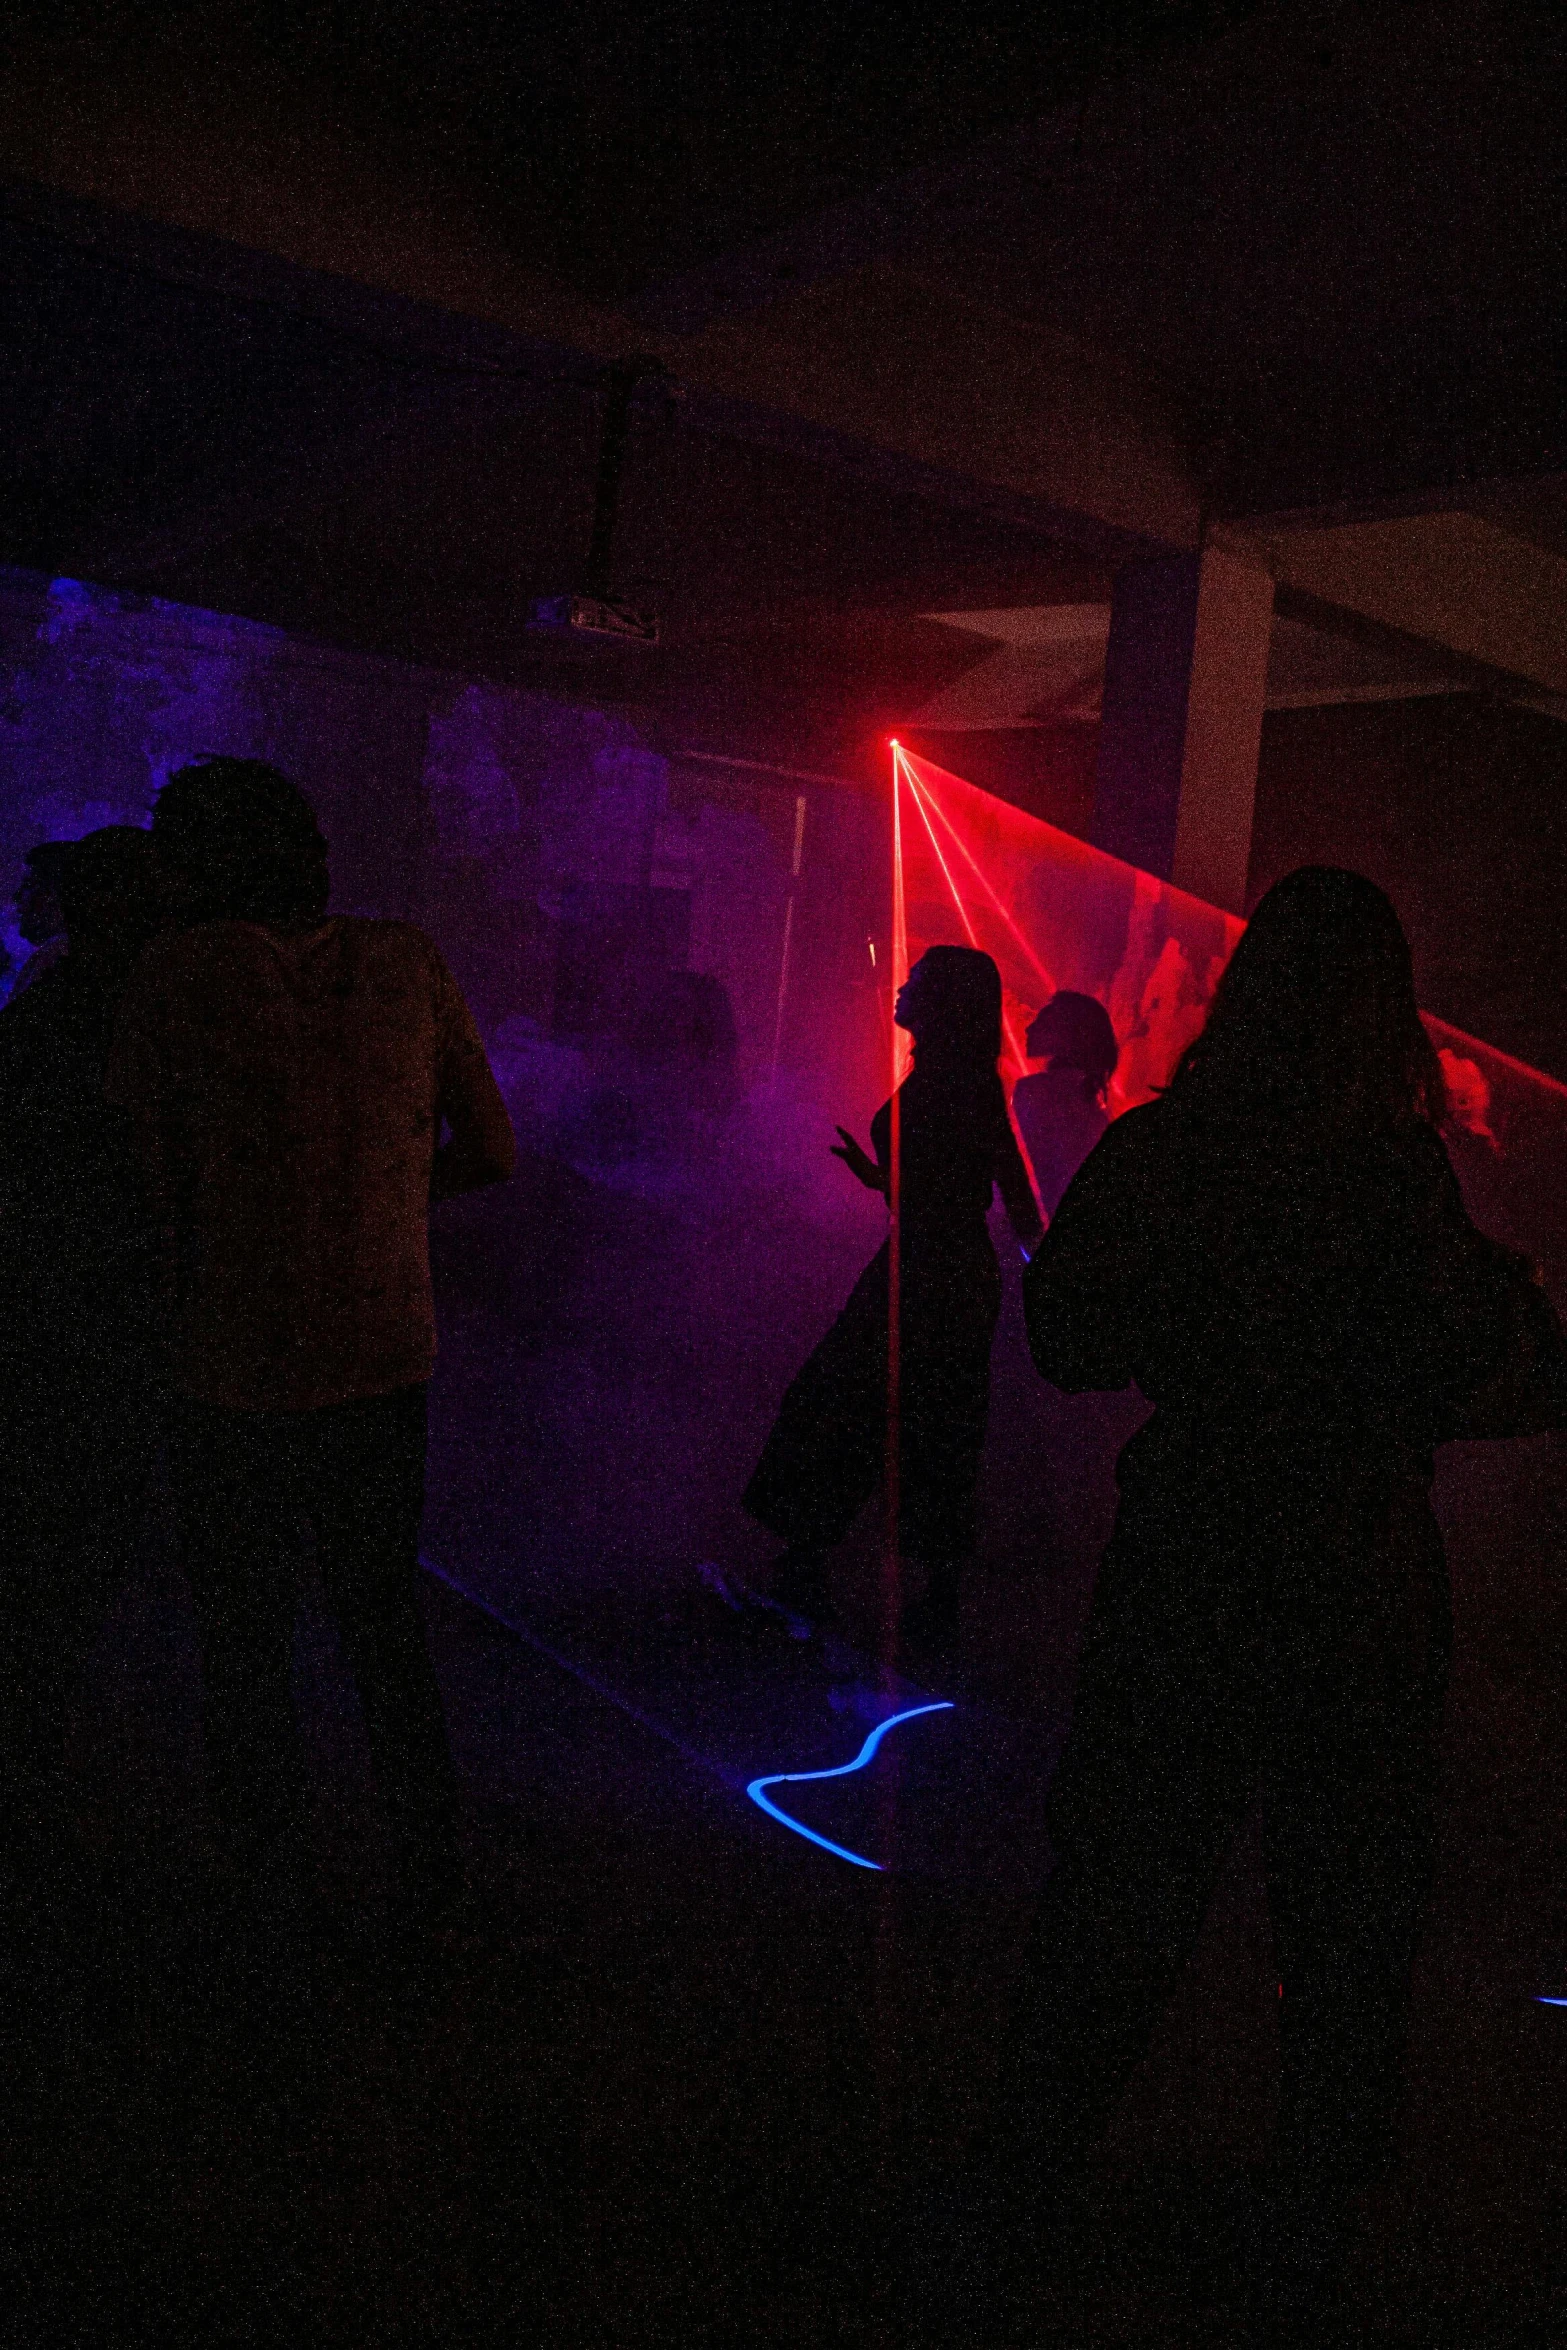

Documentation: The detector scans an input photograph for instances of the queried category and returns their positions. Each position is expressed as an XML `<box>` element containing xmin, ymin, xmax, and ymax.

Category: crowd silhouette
<box><xmin>748</xmin><ymin>874</ymin><xmax>1567</xmax><ymax>2332</ymax></box>
<box><xmin>995</xmin><ymin>868</ymin><xmax>1567</xmax><ymax>2325</ymax></box>
<box><xmin>2</xmin><ymin>759</ymin><xmax>515</xmax><ymax>2007</ymax></box>
<box><xmin>2</xmin><ymin>763</ymin><xmax>1563</xmax><ymax>2340</ymax></box>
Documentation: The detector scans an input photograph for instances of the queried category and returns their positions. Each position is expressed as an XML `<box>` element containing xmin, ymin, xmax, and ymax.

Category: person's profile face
<box><xmin>894</xmin><ymin>956</ymin><xmax>931</xmax><ymax>1037</ymax></box>
<box><xmin>1027</xmin><ymin>1001</ymin><xmax>1089</xmax><ymax>1069</ymax></box>
<box><xmin>1025</xmin><ymin>1017</ymin><xmax>1058</xmax><ymax>1067</ymax></box>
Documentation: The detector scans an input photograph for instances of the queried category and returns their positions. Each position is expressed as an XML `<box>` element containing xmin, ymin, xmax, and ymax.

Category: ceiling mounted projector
<box><xmin>528</xmin><ymin>355</ymin><xmax>671</xmax><ymax>651</ymax></box>
<box><xmin>527</xmin><ymin>592</ymin><xmax>660</xmax><ymax>646</ymax></box>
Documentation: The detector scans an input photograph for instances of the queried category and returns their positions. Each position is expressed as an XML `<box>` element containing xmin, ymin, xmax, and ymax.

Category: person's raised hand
<box><xmin>831</xmin><ymin>1126</ymin><xmax>887</xmax><ymax>1194</ymax></box>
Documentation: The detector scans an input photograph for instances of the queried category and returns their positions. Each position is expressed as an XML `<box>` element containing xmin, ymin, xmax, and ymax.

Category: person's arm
<box><xmin>1021</xmin><ymin>1108</ymin><xmax>1157</xmax><ymax>1391</ymax></box>
<box><xmin>993</xmin><ymin>1097</ymin><xmax>1045</xmax><ymax>1259</ymax></box>
<box><xmin>429</xmin><ymin>957</ymin><xmax>517</xmax><ymax>1202</ymax></box>
<box><xmin>830</xmin><ymin>1125</ymin><xmax>889</xmax><ymax>1196</ymax></box>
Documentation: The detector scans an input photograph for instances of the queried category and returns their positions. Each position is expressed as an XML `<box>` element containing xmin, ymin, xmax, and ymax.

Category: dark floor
<box><xmin>8</xmin><ymin>1159</ymin><xmax>1567</xmax><ymax>2347</ymax></box>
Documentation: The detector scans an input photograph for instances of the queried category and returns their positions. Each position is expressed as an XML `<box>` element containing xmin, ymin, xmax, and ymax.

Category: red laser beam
<box><xmin>899</xmin><ymin>749</ymin><xmax>1056</xmax><ymax>994</ymax></box>
<box><xmin>885</xmin><ymin>748</ymin><xmax>906</xmax><ymax>1678</ymax></box>
<box><xmin>901</xmin><ymin>744</ymin><xmax>1248</xmax><ymax>940</ymax></box>
<box><xmin>899</xmin><ymin>751</ymin><xmax>981</xmax><ymax>944</ymax></box>
<box><xmin>896</xmin><ymin>743</ymin><xmax>1567</xmax><ymax>1195</ymax></box>
<box><xmin>897</xmin><ymin>749</ymin><xmax>1030</xmax><ymax>1078</ymax></box>
<box><xmin>891</xmin><ymin>744</ymin><xmax>911</xmax><ymax>1084</ymax></box>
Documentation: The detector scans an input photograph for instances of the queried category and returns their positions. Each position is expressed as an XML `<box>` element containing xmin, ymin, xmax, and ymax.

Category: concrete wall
<box><xmin>0</xmin><ymin>567</ymin><xmax>913</xmax><ymax>1179</ymax></box>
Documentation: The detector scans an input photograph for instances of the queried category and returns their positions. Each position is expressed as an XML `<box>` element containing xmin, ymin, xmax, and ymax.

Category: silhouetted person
<box><xmin>1011</xmin><ymin>990</ymin><xmax>1118</xmax><ymax>1219</ymax></box>
<box><xmin>0</xmin><ymin>826</ymin><xmax>164</xmax><ymax>1944</ymax></box>
<box><xmin>1000</xmin><ymin>868</ymin><xmax>1565</xmax><ymax>2316</ymax></box>
<box><xmin>10</xmin><ymin>839</ymin><xmax>73</xmax><ymax>997</ymax></box>
<box><xmin>744</xmin><ymin>946</ymin><xmax>1042</xmax><ymax>1637</ymax></box>
<box><xmin>106</xmin><ymin>758</ymin><xmax>516</xmax><ymax>1961</ymax></box>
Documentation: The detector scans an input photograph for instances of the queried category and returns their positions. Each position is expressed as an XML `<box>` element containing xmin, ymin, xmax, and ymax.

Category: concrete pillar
<box><xmin>1091</xmin><ymin>544</ymin><xmax>1275</xmax><ymax>913</ymax></box>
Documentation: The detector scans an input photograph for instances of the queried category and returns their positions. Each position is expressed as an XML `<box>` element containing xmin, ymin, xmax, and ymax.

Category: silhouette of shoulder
<box><xmin>126</xmin><ymin>914</ymin><xmax>445</xmax><ymax>977</ymax></box>
<box><xmin>1051</xmin><ymin>1098</ymin><xmax>1167</xmax><ymax>1206</ymax></box>
<box><xmin>106</xmin><ymin>919</ymin><xmax>481</xmax><ymax>1130</ymax></box>
<box><xmin>114</xmin><ymin>917</ymin><xmax>461</xmax><ymax>1031</ymax></box>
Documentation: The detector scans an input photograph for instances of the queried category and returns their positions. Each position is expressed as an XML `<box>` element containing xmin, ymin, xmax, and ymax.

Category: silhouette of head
<box><xmin>16</xmin><ymin>841</ymin><xmax>72</xmax><ymax>944</ymax></box>
<box><xmin>1026</xmin><ymin>991</ymin><xmax>1119</xmax><ymax>1102</ymax></box>
<box><xmin>895</xmin><ymin>946</ymin><xmax>1002</xmax><ymax>1071</ymax></box>
<box><xmin>59</xmin><ymin>827</ymin><xmax>161</xmax><ymax>965</ymax></box>
<box><xmin>153</xmin><ymin>757</ymin><xmax>329</xmax><ymax>927</ymax></box>
<box><xmin>1175</xmin><ymin>865</ymin><xmax>1444</xmax><ymax>1130</ymax></box>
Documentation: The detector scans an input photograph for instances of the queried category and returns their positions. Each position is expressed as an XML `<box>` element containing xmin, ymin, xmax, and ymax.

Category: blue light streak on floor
<box><xmin>746</xmin><ymin>1701</ymin><xmax>955</xmax><ymax>1871</ymax></box>
<box><xmin>423</xmin><ymin>1554</ymin><xmax>967</xmax><ymax>1877</ymax></box>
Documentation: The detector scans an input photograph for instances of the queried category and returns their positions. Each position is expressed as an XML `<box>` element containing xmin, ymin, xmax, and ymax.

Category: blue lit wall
<box><xmin>0</xmin><ymin>567</ymin><xmax>843</xmax><ymax>1109</ymax></box>
<box><xmin>0</xmin><ymin>568</ymin><xmax>435</xmax><ymax>974</ymax></box>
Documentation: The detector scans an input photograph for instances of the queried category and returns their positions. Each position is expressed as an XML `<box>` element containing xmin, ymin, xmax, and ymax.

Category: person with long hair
<box><xmin>743</xmin><ymin>944</ymin><xmax>1042</xmax><ymax>1638</ymax></box>
<box><xmin>1011</xmin><ymin>990</ymin><xmax>1119</xmax><ymax>1219</ymax></box>
<box><xmin>989</xmin><ymin>867</ymin><xmax>1564</xmax><ymax>2320</ymax></box>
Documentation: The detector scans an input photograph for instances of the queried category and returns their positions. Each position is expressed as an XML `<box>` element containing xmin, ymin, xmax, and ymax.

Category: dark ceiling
<box><xmin>0</xmin><ymin>194</ymin><xmax>1110</xmax><ymax>785</ymax></box>
<box><xmin>8</xmin><ymin>0</ymin><xmax>1562</xmax><ymax>522</ymax></box>
<box><xmin>8</xmin><ymin>0</ymin><xmax>1266</xmax><ymax>302</ymax></box>
<box><xmin>618</xmin><ymin>0</ymin><xmax>1567</xmax><ymax>515</ymax></box>
<box><xmin>2</xmin><ymin>0</ymin><xmax>1562</xmax><ymax>788</ymax></box>
<box><xmin>918</xmin><ymin>5</ymin><xmax>1567</xmax><ymax>512</ymax></box>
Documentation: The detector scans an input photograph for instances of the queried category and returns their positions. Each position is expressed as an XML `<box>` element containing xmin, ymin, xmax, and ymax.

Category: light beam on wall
<box><xmin>885</xmin><ymin>741</ymin><xmax>1567</xmax><ymax>1302</ymax></box>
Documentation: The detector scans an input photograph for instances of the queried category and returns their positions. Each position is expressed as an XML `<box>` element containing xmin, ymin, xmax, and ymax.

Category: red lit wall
<box><xmin>895</xmin><ymin>746</ymin><xmax>1567</xmax><ymax>1290</ymax></box>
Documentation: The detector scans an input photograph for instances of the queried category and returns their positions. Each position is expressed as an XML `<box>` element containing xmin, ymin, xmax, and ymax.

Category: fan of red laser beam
<box><xmin>891</xmin><ymin>742</ymin><xmax>1035</xmax><ymax>1084</ymax></box>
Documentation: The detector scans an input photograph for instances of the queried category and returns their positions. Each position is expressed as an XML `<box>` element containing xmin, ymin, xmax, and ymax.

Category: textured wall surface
<box><xmin>0</xmin><ymin>565</ymin><xmax>909</xmax><ymax>1207</ymax></box>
